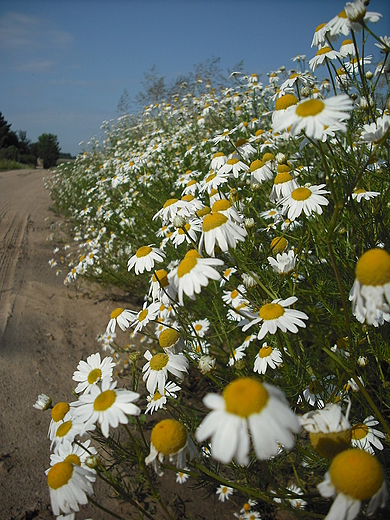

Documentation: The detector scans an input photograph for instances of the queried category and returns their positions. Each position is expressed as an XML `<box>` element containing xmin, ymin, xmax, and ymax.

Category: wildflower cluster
<box><xmin>41</xmin><ymin>2</ymin><xmax>389</xmax><ymax>519</ymax></box>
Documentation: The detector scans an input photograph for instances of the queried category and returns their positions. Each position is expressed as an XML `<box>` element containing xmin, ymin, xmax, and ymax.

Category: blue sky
<box><xmin>1</xmin><ymin>0</ymin><xmax>389</xmax><ymax>156</ymax></box>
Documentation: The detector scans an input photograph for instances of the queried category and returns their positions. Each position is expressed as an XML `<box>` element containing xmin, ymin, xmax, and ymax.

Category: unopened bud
<box><xmin>85</xmin><ymin>455</ymin><xmax>100</xmax><ymax>469</ymax></box>
<box><xmin>245</xmin><ymin>218</ymin><xmax>255</xmax><ymax>230</ymax></box>
<box><xmin>172</xmin><ymin>215</ymin><xmax>186</xmax><ymax>228</ymax></box>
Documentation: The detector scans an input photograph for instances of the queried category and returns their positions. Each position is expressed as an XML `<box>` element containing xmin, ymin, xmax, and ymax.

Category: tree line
<box><xmin>0</xmin><ymin>111</ymin><xmax>64</xmax><ymax>168</ymax></box>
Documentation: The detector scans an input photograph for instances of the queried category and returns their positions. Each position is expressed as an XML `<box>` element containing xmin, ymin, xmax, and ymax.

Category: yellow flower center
<box><xmin>186</xmin><ymin>179</ymin><xmax>196</xmax><ymax>187</ymax></box>
<box><xmin>342</xmin><ymin>39</ymin><xmax>353</xmax><ymax>46</ymax></box>
<box><xmin>250</xmin><ymin>159</ymin><xmax>264</xmax><ymax>172</ymax></box>
<box><xmin>329</xmin><ymin>449</ymin><xmax>383</xmax><ymax>500</ymax></box>
<box><xmin>223</xmin><ymin>378</ymin><xmax>269</xmax><ymax>418</ymax></box>
<box><xmin>110</xmin><ymin>307</ymin><xmax>124</xmax><ymax>320</ymax></box>
<box><xmin>274</xmin><ymin>172</ymin><xmax>293</xmax><ymax>185</ymax></box>
<box><xmin>206</xmin><ymin>173</ymin><xmax>216</xmax><ymax>183</ymax></box>
<box><xmin>153</xmin><ymin>391</ymin><xmax>162</xmax><ymax>401</ymax></box>
<box><xmin>138</xmin><ymin>309</ymin><xmax>149</xmax><ymax>322</ymax></box>
<box><xmin>88</xmin><ymin>368</ymin><xmax>102</xmax><ymax>384</ymax></box>
<box><xmin>227</xmin><ymin>158</ymin><xmax>239</xmax><ymax>165</ymax></box>
<box><xmin>259</xmin><ymin>303</ymin><xmax>285</xmax><ymax>320</ymax></box>
<box><xmin>177</xmin><ymin>250</ymin><xmax>201</xmax><ymax>277</ymax></box>
<box><xmin>149</xmin><ymin>353</ymin><xmax>169</xmax><ymax>371</ymax></box>
<box><xmin>315</xmin><ymin>22</ymin><xmax>327</xmax><ymax>32</ymax></box>
<box><xmin>236</xmin><ymin>138</ymin><xmax>248</xmax><ymax>147</ymax></box>
<box><xmin>291</xmin><ymin>187</ymin><xmax>312</xmax><ymax>201</ymax></box>
<box><xmin>159</xmin><ymin>328</ymin><xmax>180</xmax><ymax>348</ymax></box>
<box><xmin>202</xmin><ymin>212</ymin><xmax>228</xmax><ymax>232</ymax></box>
<box><xmin>309</xmin><ymin>429</ymin><xmax>351</xmax><ymax>459</ymax></box>
<box><xmin>163</xmin><ymin>198</ymin><xmax>178</xmax><ymax>208</ymax></box>
<box><xmin>262</xmin><ymin>152</ymin><xmax>275</xmax><ymax>163</ymax></box>
<box><xmin>213</xmin><ymin>152</ymin><xmax>225</xmax><ymax>158</ymax></box>
<box><xmin>94</xmin><ymin>389</ymin><xmax>116</xmax><ymax>411</ymax></box>
<box><xmin>64</xmin><ymin>454</ymin><xmax>81</xmax><ymax>466</ymax></box>
<box><xmin>51</xmin><ymin>402</ymin><xmax>70</xmax><ymax>422</ymax></box>
<box><xmin>230</xmin><ymin>289</ymin><xmax>239</xmax><ymax>299</ymax></box>
<box><xmin>56</xmin><ymin>421</ymin><xmax>72</xmax><ymax>438</ymax></box>
<box><xmin>152</xmin><ymin>269</ymin><xmax>169</xmax><ymax>287</ymax></box>
<box><xmin>255</xmin><ymin>129</ymin><xmax>264</xmax><ymax>136</ymax></box>
<box><xmin>194</xmin><ymin>324</ymin><xmax>202</xmax><ymax>331</ymax></box>
<box><xmin>355</xmin><ymin>249</ymin><xmax>390</xmax><ymax>286</ymax></box>
<box><xmin>295</xmin><ymin>99</ymin><xmax>325</xmax><ymax>117</ymax></box>
<box><xmin>136</xmin><ymin>246</ymin><xmax>153</xmax><ymax>258</ymax></box>
<box><xmin>338</xmin><ymin>9</ymin><xmax>347</xmax><ymax>18</ymax></box>
<box><xmin>47</xmin><ymin>462</ymin><xmax>73</xmax><ymax>490</ymax></box>
<box><xmin>351</xmin><ymin>423</ymin><xmax>369</xmax><ymax>440</ymax></box>
<box><xmin>316</xmin><ymin>46</ymin><xmax>331</xmax><ymax>56</ymax></box>
<box><xmin>259</xmin><ymin>345</ymin><xmax>273</xmax><ymax>358</ymax></box>
<box><xmin>275</xmin><ymin>94</ymin><xmax>298</xmax><ymax>111</ymax></box>
<box><xmin>197</xmin><ymin>205</ymin><xmax>210</xmax><ymax>217</ymax></box>
<box><xmin>354</xmin><ymin>188</ymin><xmax>366</xmax><ymax>194</ymax></box>
<box><xmin>150</xmin><ymin>419</ymin><xmax>187</xmax><ymax>455</ymax></box>
<box><xmin>182</xmin><ymin>194</ymin><xmax>194</xmax><ymax>202</ymax></box>
<box><xmin>212</xmin><ymin>199</ymin><xmax>231</xmax><ymax>212</ymax></box>
<box><xmin>271</xmin><ymin>237</ymin><xmax>288</xmax><ymax>253</ymax></box>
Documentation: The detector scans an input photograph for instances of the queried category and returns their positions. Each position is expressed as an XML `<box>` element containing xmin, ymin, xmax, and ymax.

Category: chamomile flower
<box><xmin>210</xmin><ymin>151</ymin><xmax>227</xmax><ymax>170</ymax></box>
<box><xmin>47</xmin><ymin>461</ymin><xmax>94</xmax><ymax>516</ymax></box>
<box><xmin>309</xmin><ymin>46</ymin><xmax>343</xmax><ymax>71</ymax></box>
<box><xmin>219</xmin><ymin>158</ymin><xmax>249</xmax><ymax>178</ymax></box>
<box><xmin>191</xmin><ymin>318</ymin><xmax>210</xmax><ymax>337</ymax></box>
<box><xmin>278</xmin><ymin>184</ymin><xmax>330</xmax><ymax>221</ymax></box>
<box><xmin>253</xmin><ymin>343</ymin><xmax>283</xmax><ymax>374</ymax></box>
<box><xmin>349</xmin><ymin>248</ymin><xmax>390</xmax><ymax>326</ymax></box>
<box><xmin>360</xmin><ymin>115</ymin><xmax>390</xmax><ymax>143</ymax></box>
<box><xmin>106</xmin><ymin>308</ymin><xmax>136</xmax><ymax>334</ymax></box>
<box><xmin>142</xmin><ymin>350</ymin><xmax>188</xmax><ymax>394</ymax></box>
<box><xmin>351</xmin><ymin>416</ymin><xmax>385</xmax><ymax>454</ymax></box>
<box><xmin>344</xmin><ymin>0</ymin><xmax>382</xmax><ymax>31</ymax></box>
<box><xmin>131</xmin><ymin>301</ymin><xmax>161</xmax><ymax>332</ymax></box>
<box><xmin>269</xmin><ymin>166</ymin><xmax>299</xmax><ymax>203</ymax></box>
<box><xmin>145</xmin><ymin>419</ymin><xmax>197</xmax><ymax>476</ymax></box>
<box><xmin>145</xmin><ymin>381</ymin><xmax>181</xmax><ymax>414</ymax></box>
<box><xmin>72</xmin><ymin>352</ymin><xmax>115</xmax><ymax>394</ymax></box>
<box><xmin>273</xmin><ymin>95</ymin><xmax>353</xmax><ymax>140</ymax></box>
<box><xmin>49</xmin><ymin>439</ymin><xmax>97</xmax><ymax>480</ymax></box>
<box><xmin>300</xmin><ymin>403</ymin><xmax>352</xmax><ymax>458</ymax></box>
<box><xmin>49</xmin><ymin>402</ymin><xmax>71</xmax><ymax>442</ymax></box>
<box><xmin>199</xmin><ymin>212</ymin><xmax>247</xmax><ymax>257</ymax></box>
<box><xmin>317</xmin><ymin>449</ymin><xmax>388</xmax><ymax>520</ymax></box>
<box><xmin>216</xmin><ymin>485</ymin><xmax>234</xmax><ymax>502</ymax></box>
<box><xmin>268</xmin><ymin>250</ymin><xmax>296</xmax><ymax>274</ymax></box>
<box><xmin>242</xmin><ymin>296</ymin><xmax>308</xmax><ymax>340</ymax></box>
<box><xmin>176</xmin><ymin>468</ymin><xmax>190</xmax><ymax>484</ymax></box>
<box><xmin>195</xmin><ymin>377</ymin><xmax>300</xmax><ymax>465</ymax></box>
<box><xmin>227</xmin><ymin>345</ymin><xmax>247</xmax><ymax>366</ymax></box>
<box><xmin>51</xmin><ymin>412</ymin><xmax>91</xmax><ymax>449</ymax></box>
<box><xmin>33</xmin><ymin>393</ymin><xmax>52</xmax><ymax>411</ymax></box>
<box><xmin>71</xmin><ymin>377</ymin><xmax>140</xmax><ymax>438</ymax></box>
<box><xmin>351</xmin><ymin>188</ymin><xmax>381</xmax><ymax>202</ymax></box>
<box><xmin>287</xmin><ymin>484</ymin><xmax>307</xmax><ymax>509</ymax></box>
<box><xmin>127</xmin><ymin>245</ymin><xmax>165</xmax><ymax>274</ymax></box>
<box><xmin>168</xmin><ymin>249</ymin><xmax>223</xmax><ymax>305</ymax></box>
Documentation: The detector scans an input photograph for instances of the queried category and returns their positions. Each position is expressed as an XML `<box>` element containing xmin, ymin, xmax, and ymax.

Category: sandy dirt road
<box><xmin>0</xmin><ymin>168</ymin><xmax>124</xmax><ymax>519</ymax></box>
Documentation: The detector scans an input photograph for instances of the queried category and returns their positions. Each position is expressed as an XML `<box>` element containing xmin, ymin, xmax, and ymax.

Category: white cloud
<box><xmin>0</xmin><ymin>11</ymin><xmax>73</xmax><ymax>51</ymax></box>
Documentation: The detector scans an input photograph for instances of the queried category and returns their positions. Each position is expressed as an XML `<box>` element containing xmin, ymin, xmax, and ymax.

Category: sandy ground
<box><xmin>0</xmin><ymin>169</ymin><xmax>243</xmax><ymax>520</ymax></box>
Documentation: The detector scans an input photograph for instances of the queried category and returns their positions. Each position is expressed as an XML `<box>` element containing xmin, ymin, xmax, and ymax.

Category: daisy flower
<box><xmin>216</xmin><ymin>485</ymin><xmax>234</xmax><ymax>502</ymax></box>
<box><xmin>176</xmin><ymin>468</ymin><xmax>190</xmax><ymax>484</ymax></box>
<box><xmin>33</xmin><ymin>393</ymin><xmax>52</xmax><ymax>411</ymax></box>
<box><xmin>131</xmin><ymin>301</ymin><xmax>161</xmax><ymax>332</ymax></box>
<box><xmin>127</xmin><ymin>245</ymin><xmax>165</xmax><ymax>274</ymax></box>
<box><xmin>311</xmin><ymin>22</ymin><xmax>330</xmax><ymax>48</ymax></box>
<box><xmin>51</xmin><ymin>411</ymin><xmax>92</xmax><ymax>450</ymax></box>
<box><xmin>191</xmin><ymin>318</ymin><xmax>210</xmax><ymax>337</ymax></box>
<box><xmin>149</xmin><ymin>268</ymin><xmax>177</xmax><ymax>304</ymax></box>
<box><xmin>145</xmin><ymin>381</ymin><xmax>181</xmax><ymax>415</ymax></box>
<box><xmin>309</xmin><ymin>46</ymin><xmax>343</xmax><ymax>71</ymax></box>
<box><xmin>145</xmin><ymin>419</ymin><xmax>197</xmax><ymax>476</ymax></box>
<box><xmin>300</xmin><ymin>403</ymin><xmax>351</xmax><ymax>459</ymax></box>
<box><xmin>219</xmin><ymin>157</ymin><xmax>249</xmax><ymax>178</ymax></box>
<box><xmin>269</xmin><ymin>166</ymin><xmax>299</xmax><ymax>203</ymax></box>
<box><xmin>200</xmin><ymin>171</ymin><xmax>229</xmax><ymax>194</ymax></box>
<box><xmin>287</xmin><ymin>484</ymin><xmax>307</xmax><ymax>510</ymax></box>
<box><xmin>242</xmin><ymin>296</ymin><xmax>308</xmax><ymax>340</ymax></box>
<box><xmin>47</xmin><ymin>461</ymin><xmax>94</xmax><ymax>516</ymax></box>
<box><xmin>210</xmin><ymin>151</ymin><xmax>227</xmax><ymax>170</ymax></box>
<box><xmin>250</xmin><ymin>158</ymin><xmax>274</xmax><ymax>184</ymax></box>
<box><xmin>360</xmin><ymin>114</ymin><xmax>390</xmax><ymax>143</ymax></box>
<box><xmin>71</xmin><ymin>377</ymin><xmax>140</xmax><ymax>438</ymax></box>
<box><xmin>199</xmin><ymin>212</ymin><xmax>247</xmax><ymax>257</ymax></box>
<box><xmin>278</xmin><ymin>184</ymin><xmax>330</xmax><ymax>221</ymax></box>
<box><xmin>198</xmin><ymin>354</ymin><xmax>216</xmax><ymax>374</ymax></box>
<box><xmin>49</xmin><ymin>439</ymin><xmax>97</xmax><ymax>481</ymax></box>
<box><xmin>351</xmin><ymin>188</ymin><xmax>381</xmax><ymax>202</ymax></box>
<box><xmin>219</xmin><ymin>266</ymin><xmax>237</xmax><ymax>286</ymax></box>
<box><xmin>195</xmin><ymin>377</ymin><xmax>300</xmax><ymax>465</ymax></box>
<box><xmin>142</xmin><ymin>350</ymin><xmax>188</xmax><ymax>394</ymax></box>
<box><xmin>106</xmin><ymin>308</ymin><xmax>136</xmax><ymax>334</ymax></box>
<box><xmin>272</xmin><ymin>95</ymin><xmax>353</xmax><ymax>140</ymax></box>
<box><xmin>153</xmin><ymin>198</ymin><xmax>191</xmax><ymax>224</ymax></box>
<box><xmin>349</xmin><ymin>248</ymin><xmax>390</xmax><ymax>326</ymax></box>
<box><xmin>253</xmin><ymin>343</ymin><xmax>283</xmax><ymax>374</ymax></box>
<box><xmin>339</xmin><ymin>38</ymin><xmax>356</xmax><ymax>57</ymax></box>
<box><xmin>158</xmin><ymin>327</ymin><xmax>185</xmax><ymax>354</ymax></box>
<box><xmin>227</xmin><ymin>345</ymin><xmax>247</xmax><ymax>366</ymax></box>
<box><xmin>48</xmin><ymin>402</ymin><xmax>71</xmax><ymax>442</ymax></box>
<box><xmin>168</xmin><ymin>249</ymin><xmax>223</xmax><ymax>305</ymax></box>
<box><xmin>317</xmin><ymin>449</ymin><xmax>388</xmax><ymax>520</ymax></box>
<box><xmin>72</xmin><ymin>352</ymin><xmax>115</xmax><ymax>394</ymax></box>
<box><xmin>344</xmin><ymin>0</ymin><xmax>382</xmax><ymax>31</ymax></box>
<box><xmin>351</xmin><ymin>416</ymin><xmax>385</xmax><ymax>454</ymax></box>
<box><xmin>268</xmin><ymin>250</ymin><xmax>296</xmax><ymax>274</ymax></box>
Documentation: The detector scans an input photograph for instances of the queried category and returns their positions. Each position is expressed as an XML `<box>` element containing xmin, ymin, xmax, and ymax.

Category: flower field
<box><xmin>40</xmin><ymin>3</ymin><xmax>389</xmax><ymax>519</ymax></box>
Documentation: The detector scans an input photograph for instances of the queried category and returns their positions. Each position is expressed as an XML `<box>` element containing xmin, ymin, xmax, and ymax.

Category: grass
<box><xmin>0</xmin><ymin>159</ymin><xmax>36</xmax><ymax>172</ymax></box>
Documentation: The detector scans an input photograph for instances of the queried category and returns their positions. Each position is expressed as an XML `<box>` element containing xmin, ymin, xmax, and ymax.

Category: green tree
<box><xmin>37</xmin><ymin>133</ymin><xmax>60</xmax><ymax>168</ymax></box>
